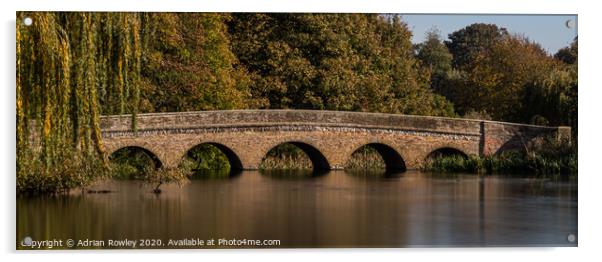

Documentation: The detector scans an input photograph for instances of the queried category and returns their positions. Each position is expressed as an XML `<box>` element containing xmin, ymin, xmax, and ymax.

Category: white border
<box><xmin>2</xmin><ymin>0</ymin><xmax>600</xmax><ymax>261</ymax></box>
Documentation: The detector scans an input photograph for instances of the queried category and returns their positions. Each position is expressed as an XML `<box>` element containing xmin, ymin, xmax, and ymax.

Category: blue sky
<box><xmin>400</xmin><ymin>14</ymin><xmax>577</xmax><ymax>54</ymax></box>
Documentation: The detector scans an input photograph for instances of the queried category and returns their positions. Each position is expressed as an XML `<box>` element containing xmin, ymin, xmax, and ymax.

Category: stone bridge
<box><xmin>100</xmin><ymin>110</ymin><xmax>571</xmax><ymax>171</ymax></box>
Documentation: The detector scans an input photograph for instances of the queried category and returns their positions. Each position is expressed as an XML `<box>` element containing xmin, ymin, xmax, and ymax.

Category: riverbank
<box><xmin>421</xmin><ymin>150</ymin><xmax>577</xmax><ymax>176</ymax></box>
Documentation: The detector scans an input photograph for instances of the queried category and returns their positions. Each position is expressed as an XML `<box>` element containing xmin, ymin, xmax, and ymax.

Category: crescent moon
<box><xmin>565</xmin><ymin>20</ymin><xmax>575</xmax><ymax>29</ymax></box>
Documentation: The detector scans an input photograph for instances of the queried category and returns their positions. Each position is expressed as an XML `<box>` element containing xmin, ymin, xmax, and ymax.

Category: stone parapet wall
<box><xmin>481</xmin><ymin>121</ymin><xmax>570</xmax><ymax>155</ymax></box>
<box><xmin>100</xmin><ymin>110</ymin><xmax>484</xmax><ymax>136</ymax></box>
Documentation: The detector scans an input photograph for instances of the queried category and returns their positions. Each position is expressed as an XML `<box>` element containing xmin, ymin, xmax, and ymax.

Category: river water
<box><xmin>17</xmin><ymin>171</ymin><xmax>577</xmax><ymax>249</ymax></box>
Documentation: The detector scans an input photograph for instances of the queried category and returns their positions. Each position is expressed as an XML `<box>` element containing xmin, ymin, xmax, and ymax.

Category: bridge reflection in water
<box><xmin>16</xmin><ymin>171</ymin><xmax>577</xmax><ymax>248</ymax></box>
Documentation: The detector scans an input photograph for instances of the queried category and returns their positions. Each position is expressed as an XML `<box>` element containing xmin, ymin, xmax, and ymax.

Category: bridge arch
<box><xmin>347</xmin><ymin>143</ymin><xmax>406</xmax><ymax>171</ymax></box>
<box><xmin>261</xmin><ymin>141</ymin><xmax>331</xmax><ymax>170</ymax></box>
<box><xmin>426</xmin><ymin>147</ymin><xmax>469</xmax><ymax>160</ymax></box>
<box><xmin>107</xmin><ymin>145</ymin><xmax>163</xmax><ymax>169</ymax></box>
<box><xmin>181</xmin><ymin>142</ymin><xmax>243</xmax><ymax>170</ymax></box>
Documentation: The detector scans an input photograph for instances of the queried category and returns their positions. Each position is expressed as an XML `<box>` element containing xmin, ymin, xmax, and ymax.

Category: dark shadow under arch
<box><xmin>185</xmin><ymin>142</ymin><xmax>243</xmax><ymax>170</ymax></box>
<box><xmin>427</xmin><ymin>147</ymin><xmax>469</xmax><ymax>160</ymax></box>
<box><xmin>263</xmin><ymin>142</ymin><xmax>331</xmax><ymax>170</ymax></box>
<box><xmin>358</xmin><ymin>143</ymin><xmax>406</xmax><ymax>172</ymax></box>
<box><xmin>289</xmin><ymin>142</ymin><xmax>331</xmax><ymax>170</ymax></box>
<box><xmin>108</xmin><ymin>146</ymin><xmax>163</xmax><ymax>169</ymax></box>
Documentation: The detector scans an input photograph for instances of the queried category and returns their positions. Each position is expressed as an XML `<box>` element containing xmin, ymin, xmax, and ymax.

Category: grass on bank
<box><xmin>258</xmin><ymin>143</ymin><xmax>388</xmax><ymax>171</ymax></box>
<box><xmin>17</xmin><ymin>146</ymin><xmax>109</xmax><ymax>195</ymax></box>
<box><xmin>422</xmin><ymin>146</ymin><xmax>577</xmax><ymax>176</ymax></box>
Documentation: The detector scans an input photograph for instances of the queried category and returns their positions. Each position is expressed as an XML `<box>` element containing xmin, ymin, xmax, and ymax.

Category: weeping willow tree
<box><xmin>16</xmin><ymin>12</ymin><xmax>142</xmax><ymax>194</ymax></box>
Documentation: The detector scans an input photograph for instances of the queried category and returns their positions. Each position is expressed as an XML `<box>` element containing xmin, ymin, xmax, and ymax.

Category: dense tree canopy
<box><xmin>428</xmin><ymin>23</ymin><xmax>577</xmax><ymax>129</ymax></box>
<box><xmin>228</xmin><ymin>14</ymin><xmax>454</xmax><ymax>116</ymax></box>
<box><xmin>138</xmin><ymin>13</ymin><xmax>252</xmax><ymax>113</ymax></box>
<box><xmin>415</xmin><ymin>28</ymin><xmax>453</xmax><ymax>76</ymax></box>
<box><xmin>445</xmin><ymin>23</ymin><xmax>509</xmax><ymax>69</ymax></box>
<box><xmin>414</xmin><ymin>28</ymin><xmax>454</xmax><ymax>97</ymax></box>
<box><xmin>554</xmin><ymin>37</ymin><xmax>578</xmax><ymax>65</ymax></box>
<box><xmin>442</xmin><ymin>35</ymin><xmax>558</xmax><ymax>121</ymax></box>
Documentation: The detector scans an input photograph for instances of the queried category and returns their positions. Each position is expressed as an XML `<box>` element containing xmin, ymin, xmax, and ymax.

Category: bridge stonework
<box><xmin>100</xmin><ymin>110</ymin><xmax>571</xmax><ymax>170</ymax></box>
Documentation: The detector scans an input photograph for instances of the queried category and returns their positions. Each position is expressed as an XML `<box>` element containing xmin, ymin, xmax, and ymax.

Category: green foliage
<box><xmin>17</xmin><ymin>146</ymin><xmax>108</xmax><ymax>194</ymax></box>
<box><xmin>139</xmin><ymin>13</ymin><xmax>252</xmax><ymax>112</ymax></box>
<box><xmin>423</xmin><ymin>154</ymin><xmax>482</xmax><ymax>173</ymax></box>
<box><xmin>16</xmin><ymin>12</ymin><xmax>142</xmax><ymax>194</ymax></box>
<box><xmin>110</xmin><ymin>145</ymin><xmax>233</xmax><ymax>181</ymax></box>
<box><xmin>414</xmin><ymin>29</ymin><xmax>458</xmax><ymax>117</ymax></box>
<box><xmin>228</xmin><ymin>14</ymin><xmax>456</xmax><ymax>117</ymax></box>
<box><xmin>554</xmin><ymin>38</ymin><xmax>578</xmax><ymax>65</ymax></box>
<box><xmin>445</xmin><ymin>23</ymin><xmax>509</xmax><ymax>68</ymax></box>
<box><xmin>260</xmin><ymin>143</ymin><xmax>390</xmax><ymax>172</ymax></box>
<box><xmin>109</xmin><ymin>147</ymin><xmax>159</xmax><ymax>179</ymax></box>
<box><xmin>144</xmin><ymin>168</ymin><xmax>189</xmax><ymax>193</ymax></box>
<box><xmin>259</xmin><ymin>143</ymin><xmax>313</xmax><ymax>170</ymax></box>
<box><xmin>536</xmin><ymin>38</ymin><xmax>578</xmax><ymax>138</ymax></box>
<box><xmin>522</xmin><ymin>66</ymin><xmax>577</xmax><ymax>129</ymax></box>
<box><xmin>436</xmin><ymin>30</ymin><xmax>573</xmax><ymax>123</ymax></box>
<box><xmin>429</xmin><ymin>24</ymin><xmax>577</xmax><ymax>132</ymax></box>
<box><xmin>186</xmin><ymin>144</ymin><xmax>231</xmax><ymax>170</ymax></box>
<box><xmin>462</xmin><ymin>109</ymin><xmax>493</xmax><ymax>120</ymax></box>
<box><xmin>423</xmin><ymin>147</ymin><xmax>577</xmax><ymax>176</ymax></box>
<box><xmin>415</xmin><ymin>28</ymin><xmax>453</xmax><ymax>77</ymax></box>
<box><xmin>345</xmin><ymin>146</ymin><xmax>386</xmax><ymax>170</ymax></box>
<box><xmin>109</xmin><ymin>147</ymin><xmax>190</xmax><ymax>191</ymax></box>
<box><xmin>178</xmin><ymin>144</ymin><xmax>232</xmax><ymax>179</ymax></box>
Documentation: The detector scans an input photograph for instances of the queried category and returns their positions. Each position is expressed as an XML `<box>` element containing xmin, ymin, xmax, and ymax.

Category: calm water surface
<box><xmin>17</xmin><ymin>171</ymin><xmax>577</xmax><ymax>248</ymax></box>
